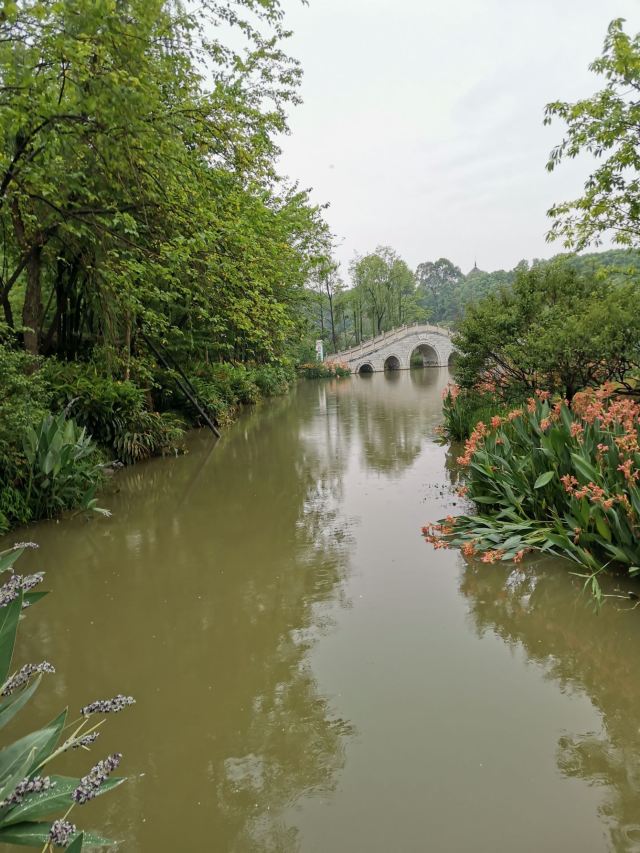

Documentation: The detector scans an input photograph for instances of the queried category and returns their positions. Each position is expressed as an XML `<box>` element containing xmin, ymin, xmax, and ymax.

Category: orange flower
<box><xmin>481</xmin><ymin>549</ymin><xmax>504</xmax><ymax>564</ymax></box>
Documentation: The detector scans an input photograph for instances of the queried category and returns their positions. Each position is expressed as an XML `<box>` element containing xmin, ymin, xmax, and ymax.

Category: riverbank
<box><xmin>0</xmin><ymin>343</ymin><xmax>295</xmax><ymax>534</ymax></box>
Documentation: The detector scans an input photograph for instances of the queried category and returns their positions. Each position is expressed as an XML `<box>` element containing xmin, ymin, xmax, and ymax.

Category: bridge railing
<box><xmin>329</xmin><ymin>322</ymin><xmax>453</xmax><ymax>362</ymax></box>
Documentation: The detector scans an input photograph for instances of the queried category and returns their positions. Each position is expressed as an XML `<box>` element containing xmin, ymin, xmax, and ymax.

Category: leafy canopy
<box><xmin>545</xmin><ymin>18</ymin><xmax>640</xmax><ymax>250</ymax></box>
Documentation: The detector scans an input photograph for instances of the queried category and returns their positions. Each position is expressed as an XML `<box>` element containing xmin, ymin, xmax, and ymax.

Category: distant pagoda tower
<box><xmin>467</xmin><ymin>259</ymin><xmax>483</xmax><ymax>276</ymax></box>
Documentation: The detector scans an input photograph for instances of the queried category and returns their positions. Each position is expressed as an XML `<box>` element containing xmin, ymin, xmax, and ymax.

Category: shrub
<box><xmin>112</xmin><ymin>410</ymin><xmax>186</xmax><ymax>465</ymax></box>
<box><xmin>250</xmin><ymin>365</ymin><xmax>294</xmax><ymax>397</ymax></box>
<box><xmin>22</xmin><ymin>413</ymin><xmax>108</xmax><ymax>522</ymax></box>
<box><xmin>440</xmin><ymin>384</ymin><xmax>518</xmax><ymax>442</ymax></box>
<box><xmin>0</xmin><ymin>346</ymin><xmax>52</xmax><ymax>530</ymax></box>
<box><xmin>425</xmin><ymin>387</ymin><xmax>640</xmax><ymax>597</ymax></box>
<box><xmin>42</xmin><ymin>360</ymin><xmax>185</xmax><ymax>464</ymax></box>
<box><xmin>42</xmin><ymin>360</ymin><xmax>146</xmax><ymax>448</ymax></box>
<box><xmin>299</xmin><ymin>362</ymin><xmax>351</xmax><ymax>379</ymax></box>
<box><xmin>0</xmin><ymin>543</ymin><xmax>133</xmax><ymax>850</ymax></box>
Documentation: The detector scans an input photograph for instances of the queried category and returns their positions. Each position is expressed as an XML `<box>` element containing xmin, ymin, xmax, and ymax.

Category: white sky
<box><xmin>276</xmin><ymin>0</ymin><xmax>640</xmax><ymax>275</ymax></box>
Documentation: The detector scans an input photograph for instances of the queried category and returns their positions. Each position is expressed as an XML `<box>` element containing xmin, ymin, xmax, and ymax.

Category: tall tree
<box><xmin>545</xmin><ymin>18</ymin><xmax>640</xmax><ymax>250</ymax></box>
<box><xmin>0</xmin><ymin>0</ymin><xmax>325</xmax><ymax>365</ymax></box>
<box><xmin>415</xmin><ymin>258</ymin><xmax>463</xmax><ymax>322</ymax></box>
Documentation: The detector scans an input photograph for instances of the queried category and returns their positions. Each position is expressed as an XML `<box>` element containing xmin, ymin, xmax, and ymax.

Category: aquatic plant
<box><xmin>440</xmin><ymin>384</ymin><xmax>518</xmax><ymax>442</ymax></box>
<box><xmin>425</xmin><ymin>387</ymin><xmax>640</xmax><ymax>597</ymax></box>
<box><xmin>0</xmin><ymin>544</ymin><xmax>134</xmax><ymax>849</ymax></box>
<box><xmin>22</xmin><ymin>413</ymin><xmax>108</xmax><ymax>522</ymax></box>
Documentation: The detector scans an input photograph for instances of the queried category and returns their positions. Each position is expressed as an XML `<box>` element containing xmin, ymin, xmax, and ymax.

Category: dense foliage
<box><xmin>0</xmin><ymin>0</ymin><xmax>330</xmax><ymax>530</ymax></box>
<box><xmin>298</xmin><ymin>362</ymin><xmax>350</xmax><ymax>379</ymax></box>
<box><xmin>0</xmin><ymin>543</ymin><xmax>133</xmax><ymax>849</ymax></box>
<box><xmin>0</xmin><ymin>346</ymin><xmax>294</xmax><ymax>532</ymax></box>
<box><xmin>452</xmin><ymin>262</ymin><xmax>640</xmax><ymax>402</ymax></box>
<box><xmin>440</xmin><ymin>385</ymin><xmax>520</xmax><ymax>443</ymax></box>
<box><xmin>426</xmin><ymin>389</ymin><xmax>640</xmax><ymax>597</ymax></box>
<box><xmin>0</xmin><ymin>0</ymin><xmax>326</xmax><ymax>363</ymax></box>
<box><xmin>546</xmin><ymin>19</ymin><xmax>640</xmax><ymax>250</ymax></box>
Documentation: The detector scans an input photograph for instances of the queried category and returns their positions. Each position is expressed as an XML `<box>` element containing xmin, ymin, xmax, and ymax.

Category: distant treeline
<box><xmin>304</xmin><ymin>248</ymin><xmax>640</xmax><ymax>356</ymax></box>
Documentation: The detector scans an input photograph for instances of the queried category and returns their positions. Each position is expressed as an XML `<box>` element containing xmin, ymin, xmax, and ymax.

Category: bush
<box><xmin>42</xmin><ymin>360</ymin><xmax>146</xmax><ymax>448</ymax></box>
<box><xmin>21</xmin><ymin>413</ymin><xmax>108</xmax><ymax>523</ymax></box>
<box><xmin>425</xmin><ymin>388</ymin><xmax>640</xmax><ymax>597</ymax></box>
<box><xmin>112</xmin><ymin>410</ymin><xmax>186</xmax><ymax>465</ymax></box>
<box><xmin>0</xmin><ymin>347</ymin><xmax>52</xmax><ymax>531</ymax></box>
<box><xmin>250</xmin><ymin>364</ymin><xmax>294</xmax><ymax>397</ymax></box>
<box><xmin>298</xmin><ymin>362</ymin><xmax>351</xmax><ymax>379</ymax></box>
<box><xmin>440</xmin><ymin>385</ymin><xmax>517</xmax><ymax>442</ymax></box>
<box><xmin>42</xmin><ymin>360</ymin><xmax>185</xmax><ymax>464</ymax></box>
<box><xmin>0</xmin><ymin>543</ymin><xmax>133</xmax><ymax>849</ymax></box>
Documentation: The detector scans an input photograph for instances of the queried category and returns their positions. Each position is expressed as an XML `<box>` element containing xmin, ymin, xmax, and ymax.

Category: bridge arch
<box><xmin>383</xmin><ymin>354</ymin><xmax>401</xmax><ymax>371</ymax></box>
<box><xmin>408</xmin><ymin>343</ymin><xmax>440</xmax><ymax>369</ymax></box>
<box><xmin>333</xmin><ymin>323</ymin><xmax>456</xmax><ymax>373</ymax></box>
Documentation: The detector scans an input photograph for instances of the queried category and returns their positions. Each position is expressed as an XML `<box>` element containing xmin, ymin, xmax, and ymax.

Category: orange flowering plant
<box><xmin>425</xmin><ymin>387</ymin><xmax>640</xmax><ymax>588</ymax></box>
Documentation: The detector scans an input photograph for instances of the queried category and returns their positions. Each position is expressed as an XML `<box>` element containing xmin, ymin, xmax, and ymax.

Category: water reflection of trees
<box><xmin>10</xmin><ymin>382</ymin><xmax>355</xmax><ymax>852</ymax></box>
<box><xmin>330</xmin><ymin>368</ymin><xmax>451</xmax><ymax>475</ymax></box>
<box><xmin>459</xmin><ymin>558</ymin><xmax>640</xmax><ymax>852</ymax></box>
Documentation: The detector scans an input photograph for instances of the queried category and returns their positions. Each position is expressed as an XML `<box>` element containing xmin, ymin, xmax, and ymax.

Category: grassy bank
<box><xmin>0</xmin><ymin>344</ymin><xmax>294</xmax><ymax>534</ymax></box>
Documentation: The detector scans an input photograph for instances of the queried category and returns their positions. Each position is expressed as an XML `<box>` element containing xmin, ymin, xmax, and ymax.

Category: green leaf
<box><xmin>31</xmin><ymin>710</ymin><xmax>67</xmax><ymax>772</ymax></box>
<box><xmin>0</xmin><ymin>747</ymin><xmax>36</xmax><ymax>805</ymax></box>
<box><xmin>0</xmin><ymin>822</ymin><xmax>114</xmax><ymax>847</ymax></box>
<box><xmin>534</xmin><ymin>470</ymin><xmax>555</xmax><ymax>489</ymax></box>
<box><xmin>67</xmin><ymin>833</ymin><xmax>84</xmax><ymax>852</ymax></box>
<box><xmin>2</xmin><ymin>776</ymin><xmax>124</xmax><ymax>826</ymax></box>
<box><xmin>594</xmin><ymin>512</ymin><xmax>612</xmax><ymax>542</ymax></box>
<box><xmin>570</xmin><ymin>452</ymin><xmax>599</xmax><ymax>483</ymax></box>
<box><xmin>0</xmin><ymin>548</ymin><xmax>24</xmax><ymax>575</ymax></box>
<box><xmin>0</xmin><ymin>592</ymin><xmax>23</xmax><ymax>684</ymax></box>
<box><xmin>0</xmin><ymin>719</ymin><xmax>62</xmax><ymax>796</ymax></box>
<box><xmin>0</xmin><ymin>675</ymin><xmax>41</xmax><ymax>732</ymax></box>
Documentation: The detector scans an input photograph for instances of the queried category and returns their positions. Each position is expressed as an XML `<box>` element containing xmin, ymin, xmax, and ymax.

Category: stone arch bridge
<box><xmin>328</xmin><ymin>323</ymin><xmax>456</xmax><ymax>374</ymax></box>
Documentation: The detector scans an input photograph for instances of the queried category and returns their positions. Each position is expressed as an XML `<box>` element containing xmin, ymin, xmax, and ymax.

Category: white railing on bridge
<box><xmin>329</xmin><ymin>322</ymin><xmax>453</xmax><ymax>362</ymax></box>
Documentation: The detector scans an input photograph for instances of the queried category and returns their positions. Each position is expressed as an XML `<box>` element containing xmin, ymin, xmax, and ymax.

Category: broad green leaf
<box><xmin>0</xmin><ymin>747</ymin><xmax>36</xmax><ymax>804</ymax></box>
<box><xmin>0</xmin><ymin>548</ymin><xmax>24</xmax><ymax>575</ymax></box>
<box><xmin>0</xmin><ymin>592</ymin><xmax>23</xmax><ymax>684</ymax></box>
<box><xmin>0</xmin><ymin>721</ymin><xmax>61</xmax><ymax>794</ymax></box>
<box><xmin>31</xmin><ymin>710</ymin><xmax>67</xmax><ymax>772</ymax></box>
<box><xmin>594</xmin><ymin>513</ymin><xmax>611</xmax><ymax>543</ymax></box>
<box><xmin>534</xmin><ymin>471</ymin><xmax>554</xmax><ymax>489</ymax></box>
<box><xmin>0</xmin><ymin>822</ymin><xmax>114</xmax><ymax>847</ymax></box>
<box><xmin>67</xmin><ymin>833</ymin><xmax>84</xmax><ymax>852</ymax></box>
<box><xmin>0</xmin><ymin>675</ymin><xmax>41</xmax><ymax>731</ymax></box>
<box><xmin>2</xmin><ymin>776</ymin><xmax>124</xmax><ymax>825</ymax></box>
<box><xmin>570</xmin><ymin>452</ymin><xmax>599</xmax><ymax>483</ymax></box>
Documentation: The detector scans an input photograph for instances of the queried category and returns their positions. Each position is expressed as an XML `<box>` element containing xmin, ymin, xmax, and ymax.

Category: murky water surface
<box><xmin>4</xmin><ymin>370</ymin><xmax>640</xmax><ymax>852</ymax></box>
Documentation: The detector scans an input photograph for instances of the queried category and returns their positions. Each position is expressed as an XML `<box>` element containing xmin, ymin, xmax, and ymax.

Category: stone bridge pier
<box><xmin>328</xmin><ymin>323</ymin><xmax>456</xmax><ymax>374</ymax></box>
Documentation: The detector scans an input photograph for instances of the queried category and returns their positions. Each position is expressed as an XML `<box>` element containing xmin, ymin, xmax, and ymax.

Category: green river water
<box><xmin>3</xmin><ymin>369</ymin><xmax>640</xmax><ymax>852</ymax></box>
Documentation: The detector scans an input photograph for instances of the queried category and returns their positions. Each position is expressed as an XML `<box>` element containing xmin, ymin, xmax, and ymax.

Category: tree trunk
<box><xmin>22</xmin><ymin>246</ymin><xmax>42</xmax><ymax>355</ymax></box>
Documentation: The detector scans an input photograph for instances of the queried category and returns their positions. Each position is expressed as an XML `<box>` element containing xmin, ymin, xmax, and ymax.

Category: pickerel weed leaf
<box><xmin>0</xmin><ymin>822</ymin><xmax>113</xmax><ymax>847</ymax></box>
<box><xmin>0</xmin><ymin>592</ymin><xmax>24</xmax><ymax>685</ymax></box>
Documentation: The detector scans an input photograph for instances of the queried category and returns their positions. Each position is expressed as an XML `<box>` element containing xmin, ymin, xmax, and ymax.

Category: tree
<box><xmin>415</xmin><ymin>258</ymin><xmax>463</xmax><ymax>322</ymax></box>
<box><xmin>545</xmin><ymin>18</ymin><xmax>640</xmax><ymax>250</ymax></box>
<box><xmin>349</xmin><ymin>246</ymin><xmax>416</xmax><ymax>337</ymax></box>
<box><xmin>454</xmin><ymin>262</ymin><xmax>640</xmax><ymax>402</ymax></box>
<box><xmin>0</xmin><ymin>0</ymin><xmax>326</xmax><ymax>365</ymax></box>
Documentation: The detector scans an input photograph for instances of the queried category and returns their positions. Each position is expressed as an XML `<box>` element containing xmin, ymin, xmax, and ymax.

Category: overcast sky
<box><xmin>276</xmin><ymin>0</ymin><xmax>640</xmax><ymax>276</ymax></box>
